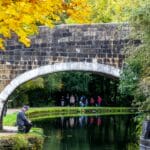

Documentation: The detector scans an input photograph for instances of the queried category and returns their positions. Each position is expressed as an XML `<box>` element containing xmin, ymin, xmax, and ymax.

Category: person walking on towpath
<box><xmin>97</xmin><ymin>96</ymin><xmax>102</xmax><ymax>106</ymax></box>
<box><xmin>60</xmin><ymin>96</ymin><xmax>65</xmax><ymax>106</ymax></box>
<box><xmin>16</xmin><ymin>105</ymin><xmax>32</xmax><ymax>133</ymax></box>
<box><xmin>70</xmin><ymin>94</ymin><xmax>75</xmax><ymax>106</ymax></box>
<box><xmin>90</xmin><ymin>97</ymin><xmax>95</xmax><ymax>106</ymax></box>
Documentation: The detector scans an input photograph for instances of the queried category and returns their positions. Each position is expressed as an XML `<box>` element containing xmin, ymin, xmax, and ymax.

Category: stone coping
<box><xmin>140</xmin><ymin>137</ymin><xmax>150</xmax><ymax>148</ymax></box>
<box><xmin>0</xmin><ymin>126</ymin><xmax>17</xmax><ymax>136</ymax></box>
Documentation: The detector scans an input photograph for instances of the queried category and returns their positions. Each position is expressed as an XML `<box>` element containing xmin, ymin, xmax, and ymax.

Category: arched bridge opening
<box><xmin>0</xmin><ymin>62</ymin><xmax>120</xmax><ymax>129</ymax></box>
<box><xmin>0</xmin><ymin>23</ymin><xmax>140</xmax><ymax>130</ymax></box>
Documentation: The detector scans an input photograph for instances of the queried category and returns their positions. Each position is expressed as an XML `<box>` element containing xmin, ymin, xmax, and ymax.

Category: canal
<box><xmin>34</xmin><ymin>114</ymin><xmax>140</xmax><ymax>150</ymax></box>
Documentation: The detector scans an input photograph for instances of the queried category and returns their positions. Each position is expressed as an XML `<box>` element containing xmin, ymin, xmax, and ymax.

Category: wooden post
<box><xmin>0</xmin><ymin>121</ymin><xmax>2</xmax><ymax>131</ymax></box>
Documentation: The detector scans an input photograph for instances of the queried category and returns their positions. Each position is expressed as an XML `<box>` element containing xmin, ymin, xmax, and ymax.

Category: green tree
<box><xmin>89</xmin><ymin>0</ymin><xmax>139</xmax><ymax>23</ymax></box>
<box><xmin>61</xmin><ymin>72</ymin><xmax>91</xmax><ymax>94</ymax></box>
<box><xmin>44</xmin><ymin>73</ymin><xmax>62</xmax><ymax>94</ymax></box>
<box><xmin>8</xmin><ymin>77</ymin><xmax>44</xmax><ymax>107</ymax></box>
<box><xmin>119</xmin><ymin>0</ymin><xmax>150</xmax><ymax>111</ymax></box>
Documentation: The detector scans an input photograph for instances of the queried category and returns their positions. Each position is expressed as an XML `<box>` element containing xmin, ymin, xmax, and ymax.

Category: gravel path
<box><xmin>7</xmin><ymin>108</ymin><xmax>20</xmax><ymax>114</ymax></box>
<box><xmin>0</xmin><ymin>126</ymin><xmax>18</xmax><ymax>136</ymax></box>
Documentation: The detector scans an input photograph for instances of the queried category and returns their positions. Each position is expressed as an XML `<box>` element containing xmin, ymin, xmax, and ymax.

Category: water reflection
<box><xmin>34</xmin><ymin>115</ymin><xmax>139</xmax><ymax>150</ymax></box>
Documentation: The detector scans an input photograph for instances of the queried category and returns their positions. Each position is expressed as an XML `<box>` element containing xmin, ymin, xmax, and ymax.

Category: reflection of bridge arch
<box><xmin>0</xmin><ymin>62</ymin><xmax>120</xmax><ymax>129</ymax></box>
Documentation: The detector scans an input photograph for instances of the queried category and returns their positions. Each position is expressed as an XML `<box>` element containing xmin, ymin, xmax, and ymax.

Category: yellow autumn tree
<box><xmin>0</xmin><ymin>0</ymin><xmax>91</xmax><ymax>50</ymax></box>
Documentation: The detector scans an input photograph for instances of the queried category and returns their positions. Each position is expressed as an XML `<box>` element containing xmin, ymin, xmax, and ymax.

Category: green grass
<box><xmin>4</xmin><ymin>107</ymin><xmax>138</xmax><ymax>126</ymax></box>
<box><xmin>3</xmin><ymin>113</ymin><xmax>17</xmax><ymax>126</ymax></box>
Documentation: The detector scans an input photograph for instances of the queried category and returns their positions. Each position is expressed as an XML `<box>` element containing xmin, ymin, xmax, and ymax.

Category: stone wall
<box><xmin>0</xmin><ymin>23</ymin><xmax>131</xmax><ymax>93</ymax></box>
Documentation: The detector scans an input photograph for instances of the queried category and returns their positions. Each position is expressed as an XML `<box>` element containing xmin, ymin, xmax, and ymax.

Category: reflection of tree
<box><xmin>33</xmin><ymin>115</ymin><xmax>140</xmax><ymax>150</ymax></box>
<box><xmin>86</xmin><ymin>115</ymin><xmax>139</xmax><ymax>150</ymax></box>
<box><xmin>112</xmin><ymin>115</ymin><xmax>137</xmax><ymax>149</ymax></box>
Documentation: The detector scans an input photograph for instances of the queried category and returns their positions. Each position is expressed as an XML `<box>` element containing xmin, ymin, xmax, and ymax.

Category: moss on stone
<box><xmin>0</xmin><ymin>128</ymin><xmax>44</xmax><ymax>150</ymax></box>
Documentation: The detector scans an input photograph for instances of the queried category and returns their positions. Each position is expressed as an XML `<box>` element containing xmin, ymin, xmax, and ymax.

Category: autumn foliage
<box><xmin>0</xmin><ymin>0</ymin><xmax>91</xmax><ymax>49</ymax></box>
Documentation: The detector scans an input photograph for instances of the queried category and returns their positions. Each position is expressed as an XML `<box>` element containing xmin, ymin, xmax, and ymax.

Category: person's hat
<box><xmin>23</xmin><ymin>105</ymin><xmax>29</xmax><ymax>110</ymax></box>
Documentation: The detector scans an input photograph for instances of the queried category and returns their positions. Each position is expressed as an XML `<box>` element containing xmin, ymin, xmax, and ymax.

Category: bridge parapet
<box><xmin>0</xmin><ymin>23</ymin><xmax>131</xmax><ymax>92</ymax></box>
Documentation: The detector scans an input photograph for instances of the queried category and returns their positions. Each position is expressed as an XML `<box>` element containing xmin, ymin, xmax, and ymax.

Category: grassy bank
<box><xmin>2</xmin><ymin>107</ymin><xmax>138</xmax><ymax>150</ymax></box>
<box><xmin>4</xmin><ymin>107</ymin><xmax>138</xmax><ymax>126</ymax></box>
<box><xmin>0</xmin><ymin>128</ymin><xmax>44</xmax><ymax>150</ymax></box>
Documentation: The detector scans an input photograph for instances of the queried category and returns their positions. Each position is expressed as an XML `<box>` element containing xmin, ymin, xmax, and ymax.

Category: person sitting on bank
<box><xmin>16</xmin><ymin>105</ymin><xmax>32</xmax><ymax>133</ymax></box>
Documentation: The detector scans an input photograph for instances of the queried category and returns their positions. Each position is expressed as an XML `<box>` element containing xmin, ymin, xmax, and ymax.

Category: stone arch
<box><xmin>0</xmin><ymin>62</ymin><xmax>120</xmax><ymax>130</ymax></box>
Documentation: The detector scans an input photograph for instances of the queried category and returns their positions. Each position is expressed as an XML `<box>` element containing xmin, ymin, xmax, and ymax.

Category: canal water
<box><xmin>34</xmin><ymin>114</ymin><xmax>139</xmax><ymax>150</ymax></box>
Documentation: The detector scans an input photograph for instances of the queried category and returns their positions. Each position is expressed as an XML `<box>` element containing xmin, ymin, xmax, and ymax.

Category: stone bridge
<box><xmin>0</xmin><ymin>23</ymin><xmax>135</xmax><ymax>129</ymax></box>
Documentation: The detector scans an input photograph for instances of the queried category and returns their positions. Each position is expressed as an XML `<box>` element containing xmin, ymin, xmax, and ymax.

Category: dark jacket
<box><xmin>16</xmin><ymin>111</ymin><xmax>29</xmax><ymax>126</ymax></box>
